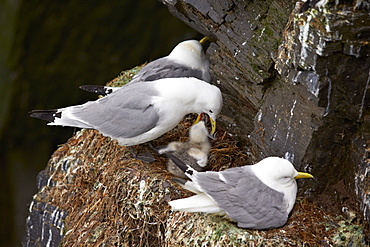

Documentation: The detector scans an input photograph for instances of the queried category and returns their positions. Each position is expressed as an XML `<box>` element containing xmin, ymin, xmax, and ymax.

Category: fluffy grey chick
<box><xmin>159</xmin><ymin>121</ymin><xmax>211</xmax><ymax>178</ymax></box>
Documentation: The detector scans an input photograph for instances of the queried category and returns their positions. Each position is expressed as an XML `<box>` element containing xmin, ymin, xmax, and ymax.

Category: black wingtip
<box><xmin>30</xmin><ymin>110</ymin><xmax>59</xmax><ymax>122</ymax></box>
<box><xmin>164</xmin><ymin>152</ymin><xmax>193</xmax><ymax>175</ymax></box>
<box><xmin>79</xmin><ymin>85</ymin><xmax>109</xmax><ymax>96</ymax></box>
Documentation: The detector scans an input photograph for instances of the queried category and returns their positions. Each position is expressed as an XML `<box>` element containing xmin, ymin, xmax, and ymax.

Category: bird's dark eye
<box><xmin>209</xmin><ymin>110</ymin><xmax>213</xmax><ymax>113</ymax></box>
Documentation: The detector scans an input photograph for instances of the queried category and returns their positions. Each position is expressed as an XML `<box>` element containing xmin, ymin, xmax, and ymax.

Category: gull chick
<box><xmin>166</xmin><ymin>155</ymin><xmax>314</xmax><ymax>229</ymax></box>
<box><xmin>80</xmin><ymin>39</ymin><xmax>210</xmax><ymax>96</ymax></box>
<box><xmin>159</xmin><ymin>121</ymin><xmax>211</xmax><ymax>178</ymax></box>
<box><xmin>30</xmin><ymin>77</ymin><xmax>222</xmax><ymax>146</ymax></box>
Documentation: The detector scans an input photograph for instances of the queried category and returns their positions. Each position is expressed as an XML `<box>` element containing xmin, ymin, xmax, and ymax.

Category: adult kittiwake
<box><xmin>158</xmin><ymin>120</ymin><xmax>211</xmax><ymax>178</ymax></box>
<box><xmin>80</xmin><ymin>38</ymin><xmax>210</xmax><ymax>96</ymax></box>
<box><xmin>30</xmin><ymin>77</ymin><xmax>222</xmax><ymax>146</ymax></box>
<box><xmin>166</xmin><ymin>155</ymin><xmax>314</xmax><ymax>229</ymax></box>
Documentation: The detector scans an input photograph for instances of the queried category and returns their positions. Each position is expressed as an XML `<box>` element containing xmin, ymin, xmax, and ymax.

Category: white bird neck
<box><xmin>250</xmin><ymin>157</ymin><xmax>299</xmax><ymax>213</ymax></box>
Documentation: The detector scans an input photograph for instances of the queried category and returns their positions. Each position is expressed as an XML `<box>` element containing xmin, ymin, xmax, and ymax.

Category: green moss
<box><xmin>106</xmin><ymin>65</ymin><xmax>144</xmax><ymax>87</ymax></box>
<box><xmin>263</xmin><ymin>26</ymin><xmax>274</xmax><ymax>38</ymax></box>
<box><xmin>331</xmin><ymin>218</ymin><xmax>367</xmax><ymax>246</ymax></box>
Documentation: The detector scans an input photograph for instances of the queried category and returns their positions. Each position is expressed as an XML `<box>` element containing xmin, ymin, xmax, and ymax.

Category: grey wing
<box><xmin>195</xmin><ymin>168</ymin><xmax>288</xmax><ymax>229</ymax></box>
<box><xmin>225</xmin><ymin>176</ymin><xmax>288</xmax><ymax>229</ymax></box>
<box><xmin>131</xmin><ymin>58</ymin><xmax>204</xmax><ymax>83</ymax></box>
<box><xmin>71</xmin><ymin>83</ymin><xmax>160</xmax><ymax>138</ymax></box>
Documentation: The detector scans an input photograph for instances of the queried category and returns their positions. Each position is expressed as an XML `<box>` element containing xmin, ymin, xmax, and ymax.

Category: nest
<box><xmin>36</xmin><ymin>67</ymin><xmax>367</xmax><ymax>246</ymax></box>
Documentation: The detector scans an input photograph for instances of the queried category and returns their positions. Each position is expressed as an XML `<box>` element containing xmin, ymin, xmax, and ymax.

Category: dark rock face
<box><xmin>164</xmin><ymin>0</ymin><xmax>297</xmax><ymax>146</ymax></box>
<box><xmin>23</xmin><ymin>170</ymin><xmax>66</xmax><ymax>247</ymax></box>
<box><xmin>162</xmin><ymin>0</ymin><xmax>370</xmax><ymax>223</ymax></box>
<box><xmin>270</xmin><ymin>3</ymin><xmax>370</xmax><ymax>219</ymax></box>
<box><xmin>23</xmin><ymin>200</ymin><xmax>66</xmax><ymax>247</ymax></box>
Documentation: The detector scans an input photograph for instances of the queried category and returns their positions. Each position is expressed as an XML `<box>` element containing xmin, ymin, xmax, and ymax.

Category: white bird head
<box><xmin>168</xmin><ymin>40</ymin><xmax>209</xmax><ymax>72</ymax></box>
<box><xmin>251</xmin><ymin>157</ymin><xmax>313</xmax><ymax>213</ymax></box>
<box><xmin>193</xmin><ymin>86</ymin><xmax>223</xmax><ymax>135</ymax></box>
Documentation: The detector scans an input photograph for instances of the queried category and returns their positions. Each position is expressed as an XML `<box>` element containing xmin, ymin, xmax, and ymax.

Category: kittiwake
<box><xmin>166</xmin><ymin>155</ymin><xmax>314</xmax><ymax>229</ymax></box>
<box><xmin>158</xmin><ymin>120</ymin><xmax>211</xmax><ymax>178</ymax></box>
<box><xmin>30</xmin><ymin>77</ymin><xmax>222</xmax><ymax>146</ymax></box>
<box><xmin>80</xmin><ymin>38</ymin><xmax>210</xmax><ymax>96</ymax></box>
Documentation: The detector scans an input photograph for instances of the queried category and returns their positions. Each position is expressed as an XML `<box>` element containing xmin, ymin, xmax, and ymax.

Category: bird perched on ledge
<box><xmin>80</xmin><ymin>38</ymin><xmax>211</xmax><ymax>96</ymax></box>
<box><xmin>30</xmin><ymin>77</ymin><xmax>222</xmax><ymax>146</ymax></box>
<box><xmin>158</xmin><ymin>120</ymin><xmax>211</xmax><ymax>178</ymax></box>
<box><xmin>166</xmin><ymin>155</ymin><xmax>314</xmax><ymax>229</ymax></box>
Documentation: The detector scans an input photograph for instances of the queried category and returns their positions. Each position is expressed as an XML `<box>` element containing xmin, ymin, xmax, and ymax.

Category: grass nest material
<box><xmin>37</xmin><ymin>67</ymin><xmax>368</xmax><ymax>246</ymax></box>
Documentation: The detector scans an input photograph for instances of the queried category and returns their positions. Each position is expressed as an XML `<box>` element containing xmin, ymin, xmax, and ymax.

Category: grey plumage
<box><xmin>130</xmin><ymin>56</ymin><xmax>208</xmax><ymax>83</ymax></box>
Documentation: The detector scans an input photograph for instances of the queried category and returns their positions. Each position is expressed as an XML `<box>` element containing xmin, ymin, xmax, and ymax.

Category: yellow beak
<box><xmin>193</xmin><ymin>113</ymin><xmax>217</xmax><ymax>135</ymax></box>
<box><xmin>199</xmin><ymin>36</ymin><xmax>209</xmax><ymax>44</ymax></box>
<box><xmin>294</xmin><ymin>172</ymin><xmax>314</xmax><ymax>179</ymax></box>
<box><xmin>193</xmin><ymin>114</ymin><xmax>202</xmax><ymax>125</ymax></box>
<box><xmin>210</xmin><ymin>117</ymin><xmax>217</xmax><ymax>135</ymax></box>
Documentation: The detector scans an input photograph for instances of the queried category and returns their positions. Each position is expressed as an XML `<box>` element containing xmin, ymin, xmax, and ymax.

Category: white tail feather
<box><xmin>178</xmin><ymin>181</ymin><xmax>201</xmax><ymax>194</ymax></box>
<box><xmin>169</xmin><ymin>193</ymin><xmax>221</xmax><ymax>213</ymax></box>
<box><xmin>47</xmin><ymin>107</ymin><xmax>92</xmax><ymax>129</ymax></box>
